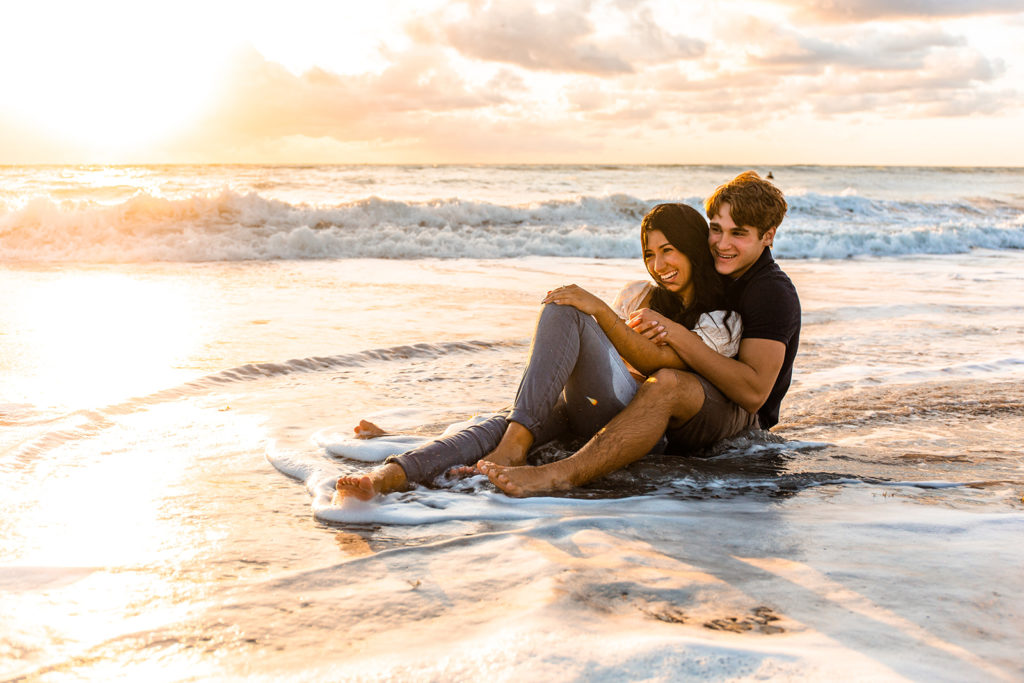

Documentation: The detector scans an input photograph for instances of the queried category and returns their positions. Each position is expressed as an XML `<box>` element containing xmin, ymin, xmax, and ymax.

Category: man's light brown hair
<box><xmin>705</xmin><ymin>171</ymin><xmax>787</xmax><ymax>237</ymax></box>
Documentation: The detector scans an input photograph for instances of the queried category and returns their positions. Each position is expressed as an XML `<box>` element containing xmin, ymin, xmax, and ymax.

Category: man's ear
<box><xmin>762</xmin><ymin>227</ymin><xmax>777</xmax><ymax>248</ymax></box>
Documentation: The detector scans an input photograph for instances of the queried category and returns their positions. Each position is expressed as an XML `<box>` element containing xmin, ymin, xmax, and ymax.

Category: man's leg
<box><xmin>479</xmin><ymin>368</ymin><xmax>705</xmax><ymax>497</ymax></box>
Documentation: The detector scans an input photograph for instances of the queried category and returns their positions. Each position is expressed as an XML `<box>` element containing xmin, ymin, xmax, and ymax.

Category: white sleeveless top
<box><xmin>611</xmin><ymin>281</ymin><xmax>742</xmax><ymax>357</ymax></box>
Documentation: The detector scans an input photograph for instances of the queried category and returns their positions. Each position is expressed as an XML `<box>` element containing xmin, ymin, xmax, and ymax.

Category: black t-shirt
<box><xmin>724</xmin><ymin>248</ymin><xmax>801</xmax><ymax>429</ymax></box>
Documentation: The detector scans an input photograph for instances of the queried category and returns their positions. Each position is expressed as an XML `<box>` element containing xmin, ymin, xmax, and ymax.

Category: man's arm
<box><xmin>666</xmin><ymin>332</ymin><xmax>785</xmax><ymax>414</ymax></box>
<box><xmin>627</xmin><ymin>309</ymin><xmax>785</xmax><ymax>413</ymax></box>
<box><xmin>591</xmin><ymin>305</ymin><xmax>688</xmax><ymax>375</ymax></box>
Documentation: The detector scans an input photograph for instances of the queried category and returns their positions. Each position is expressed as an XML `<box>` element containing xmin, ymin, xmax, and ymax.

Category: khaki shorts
<box><xmin>664</xmin><ymin>374</ymin><xmax>758</xmax><ymax>453</ymax></box>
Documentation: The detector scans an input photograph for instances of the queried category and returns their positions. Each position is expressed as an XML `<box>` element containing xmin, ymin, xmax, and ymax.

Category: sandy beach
<box><xmin>3</xmin><ymin>229</ymin><xmax>1023</xmax><ymax>680</ymax></box>
<box><xmin>1</xmin><ymin>161</ymin><xmax>1022</xmax><ymax>682</ymax></box>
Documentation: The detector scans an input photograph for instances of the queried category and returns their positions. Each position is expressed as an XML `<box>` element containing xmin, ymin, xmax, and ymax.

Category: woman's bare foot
<box><xmin>353</xmin><ymin>419</ymin><xmax>388</xmax><ymax>439</ymax></box>
<box><xmin>478</xmin><ymin>460</ymin><xmax>574</xmax><ymax>498</ymax></box>
<box><xmin>335</xmin><ymin>474</ymin><xmax>378</xmax><ymax>501</ymax></box>
<box><xmin>335</xmin><ymin>463</ymin><xmax>408</xmax><ymax>501</ymax></box>
<box><xmin>475</xmin><ymin>421</ymin><xmax>534</xmax><ymax>470</ymax></box>
<box><xmin>440</xmin><ymin>422</ymin><xmax>535</xmax><ymax>481</ymax></box>
<box><xmin>446</xmin><ymin>465</ymin><xmax>480</xmax><ymax>479</ymax></box>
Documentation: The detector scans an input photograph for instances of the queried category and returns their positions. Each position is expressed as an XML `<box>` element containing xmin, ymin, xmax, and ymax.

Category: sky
<box><xmin>1</xmin><ymin>0</ymin><xmax>1022</xmax><ymax>165</ymax></box>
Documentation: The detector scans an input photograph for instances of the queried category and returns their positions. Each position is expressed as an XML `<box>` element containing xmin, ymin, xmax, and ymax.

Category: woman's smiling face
<box><xmin>643</xmin><ymin>229</ymin><xmax>695</xmax><ymax>306</ymax></box>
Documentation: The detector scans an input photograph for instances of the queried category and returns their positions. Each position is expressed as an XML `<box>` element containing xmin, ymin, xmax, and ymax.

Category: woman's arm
<box><xmin>628</xmin><ymin>309</ymin><xmax>781</xmax><ymax>414</ymax></box>
<box><xmin>542</xmin><ymin>284</ymin><xmax>687</xmax><ymax>375</ymax></box>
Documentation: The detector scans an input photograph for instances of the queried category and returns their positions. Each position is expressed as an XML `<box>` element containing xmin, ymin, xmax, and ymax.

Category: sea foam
<box><xmin>2</xmin><ymin>189</ymin><xmax>1021</xmax><ymax>262</ymax></box>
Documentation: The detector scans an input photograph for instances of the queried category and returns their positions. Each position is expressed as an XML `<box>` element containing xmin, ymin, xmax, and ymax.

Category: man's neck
<box><xmin>728</xmin><ymin>247</ymin><xmax>771</xmax><ymax>282</ymax></box>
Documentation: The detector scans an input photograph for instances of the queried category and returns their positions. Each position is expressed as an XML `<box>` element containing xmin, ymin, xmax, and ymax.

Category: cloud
<box><xmin>672</xmin><ymin>16</ymin><xmax>1019</xmax><ymax>121</ymax></box>
<box><xmin>406</xmin><ymin>0</ymin><xmax>705</xmax><ymax>74</ymax></box>
<box><xmin>12</xmin><ymin>1</ymin><xmax>1019</xmax><ymax>165</ymax></box>
<box><xmin>736</xmin><ymin>17</ymin><xmax>968</xmax><ymax>72</ymax></box>
<box><xmin>185</xmin><ymin>45</ymin><xmax>505</xmax><ymax>147</ymax></box>
<box><xmin>408</xmin><ymin>1</ymin><xmax>632</xmax><ymax>74</ymax></box>
<box><xmin>774</xmin><ymin>0</ymin><xmax>1024</xmax><ymax>22</ymax></box>
<box><xmin>599</xmin><ymin>4</ymin><xmax>706</xmax><ymax>64</ymax></box>
<box><xmin>158</xmin><ymin>46</ymin><xmax>602</xmax><ymax>162</ymax></box>
<box><xmin>556</xmin><ymin>15</ymin><xmax>1018</xmax><ymax>135</ymax></box>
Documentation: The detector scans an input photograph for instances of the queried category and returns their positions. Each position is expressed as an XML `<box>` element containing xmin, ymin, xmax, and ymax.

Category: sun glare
<box><xmin>1</xmin><ymin>3</ymin><xmax>231</xmax><ymax>155</ymax></box>
<box><xmin>10</xmin><ymin>272</ymin><xmax>203</xmax><ymax>409</ymax></box>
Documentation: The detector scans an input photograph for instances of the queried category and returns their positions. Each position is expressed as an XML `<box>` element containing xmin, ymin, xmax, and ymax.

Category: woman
<box><xmin>336</xmin><ymin>203</ymin><xmax>740</xmax><ymax>500</ymax></box>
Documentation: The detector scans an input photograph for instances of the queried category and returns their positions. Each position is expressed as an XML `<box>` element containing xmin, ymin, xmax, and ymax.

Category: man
<box><xmin>480</xmin><ymin>171</ymin><xmax>801</xmax><ymax>496</ymax></box>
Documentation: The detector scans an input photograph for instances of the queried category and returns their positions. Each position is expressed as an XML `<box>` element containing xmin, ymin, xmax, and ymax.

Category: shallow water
<box><xmin>3</xmin><ymin>251</ymin><xmax>1023</xmax><ymax>680</ymax></box>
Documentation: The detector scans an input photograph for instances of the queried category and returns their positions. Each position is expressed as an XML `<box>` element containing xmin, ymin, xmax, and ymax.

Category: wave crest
<box><xmin>2</xmin><ymin>189</ymin><xmax>1021</xmax><ymax>261</ymax></box>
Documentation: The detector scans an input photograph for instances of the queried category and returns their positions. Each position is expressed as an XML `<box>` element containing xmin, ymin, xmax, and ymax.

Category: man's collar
<box><xmin>731</xmin><ymin>247</ymin><xmax>774</xmax><ymax>287</ymax></box>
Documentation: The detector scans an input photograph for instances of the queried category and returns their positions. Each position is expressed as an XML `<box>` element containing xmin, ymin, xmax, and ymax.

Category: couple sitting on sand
<box><xmin>337</xmin><ymin>170</ymin><xmax>800</xmax><ymax>500</ymax></box>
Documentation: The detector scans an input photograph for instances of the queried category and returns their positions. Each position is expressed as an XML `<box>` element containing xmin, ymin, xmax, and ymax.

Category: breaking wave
<box><xmin>2</xmin><ymin>189</ymin><xmax>1021</xmax><ymax>262</ymax></box>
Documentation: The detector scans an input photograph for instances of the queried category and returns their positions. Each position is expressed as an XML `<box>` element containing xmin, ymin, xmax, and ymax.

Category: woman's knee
<box><xmin>540</xmin><ymin>302</ymin><xmax>585</xmax><ymax>326</ymax></box>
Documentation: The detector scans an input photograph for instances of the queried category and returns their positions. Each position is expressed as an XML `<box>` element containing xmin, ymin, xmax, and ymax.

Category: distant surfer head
<box><xmin>640</xmin><ymin>203</ymin><xmax>726</xmax><ymax>329</ymax></box>
<box><xmin>705</xmin><ymin>171</ymin><xmax>787</xmax><ymax>279</ymax></box>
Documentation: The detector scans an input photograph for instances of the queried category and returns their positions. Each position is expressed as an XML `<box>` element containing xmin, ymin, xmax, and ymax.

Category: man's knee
<box><xmin>641</xmin><ymin>369</ymin><xmax>705</xmax><ymax>416</ymax></box>
<box><xmin>645</xmin><ymin>368</ymin><xmax>698</xmax><ymax>392</ymax></box>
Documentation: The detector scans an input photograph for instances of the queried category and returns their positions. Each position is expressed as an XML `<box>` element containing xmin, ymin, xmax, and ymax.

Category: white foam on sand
<box><xmin>315</xmin><ymin>414</ymin><xmax>495</xmax><ymax>463</ymax></box>
<box><xmin>269</xmin><ymin>440</ymin><xmax>689</xmax><ymax>526</ymax></box>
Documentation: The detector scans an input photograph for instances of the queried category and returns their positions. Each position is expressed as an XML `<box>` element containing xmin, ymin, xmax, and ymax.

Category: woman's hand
<box><xmin>627</xmin><ymin>308</ymin><xmax>675</xmax><ymax>345</ymax></box>
<box><xmin>542</xmin><ymin>284</ymin><xmax>608</xmax><ymax>318</ymax></box>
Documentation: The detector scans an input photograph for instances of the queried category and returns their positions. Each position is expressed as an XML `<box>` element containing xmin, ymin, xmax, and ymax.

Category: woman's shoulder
<box><xmin>697</xmin><ymin>309</ymin><xmax>741</xmax><ymax>328</ymax></box>
<box><xmin>693</xmin><ymin>309</ymin><xmax>743</xmax><ymax>357</ymax></box>
<box><xmin>613</xmin><ymin>280</ymin><xmax>653</xmax><ymax>319</ymax></box>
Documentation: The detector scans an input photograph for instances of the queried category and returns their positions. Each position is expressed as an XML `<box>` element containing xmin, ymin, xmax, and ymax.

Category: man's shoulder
<box><xmin>736</xmin><ymin>255</ymin><xmax>800</xmax><ymax>342</ymax></box>
<box><xmin>738</xmin><ymin>259</ymin><xmax>799</xmax><ymax>312</ymax></box>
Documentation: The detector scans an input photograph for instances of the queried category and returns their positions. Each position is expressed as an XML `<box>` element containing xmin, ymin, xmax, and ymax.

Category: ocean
<box><xmin>2</xmin><ymin>164</ymin><xmax>1023</xmax><ymax>680</ymax></box>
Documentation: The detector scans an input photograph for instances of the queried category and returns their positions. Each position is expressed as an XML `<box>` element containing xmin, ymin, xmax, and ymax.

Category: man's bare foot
<box><xmin>476</xmin><ymin>421</ymin><xmax>534</xmax><ymax>470</ymax></box>
<box><xmin>353</xmin><ymin>419</ymin><xmax>388</xmax><ymax>439</ymax></box>
<box><xmin>335</xmin><ymin>463</ymin><xmax>408</xmax><ymax>501</ymax></box>
<box><xmin>478</xmin><ymin>461</ymin><xmax>573</xmax><ymax>498</ymax></box>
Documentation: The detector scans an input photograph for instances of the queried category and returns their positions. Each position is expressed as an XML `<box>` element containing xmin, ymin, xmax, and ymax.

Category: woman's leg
<box><xmin>383</xmin><ymin>412</ymin><xmax>509</xmax><ymax>484</ymax></box>
<box><xmin>508</xmin><ymin>303</ymin><xmax>638</xmax><ymax>438</ymax></box>
<box><xmin>388</xmin><ymin>303</ymin><xmax>611</xmax><ymax>485</ymax></box>
<box><xmin>337</xmin><ymin>412</ymin><xmax>510</xmax><ymax>500</ymax></box>
<box><xmin>484</xmin><ymin>304</ymin><xmax>639</xmax><ymax>465</ymax></box>
<box><xmin>338</xmin><ymin>304</ymin><xmax>637</xmax><ymax>498</ymax></box>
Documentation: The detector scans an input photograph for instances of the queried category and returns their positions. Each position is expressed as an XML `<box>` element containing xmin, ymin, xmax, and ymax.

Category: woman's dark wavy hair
<box><xmin>641</xmin><ymin>203</ymin><xmax>727</xmax><ymax>331</ymax></box>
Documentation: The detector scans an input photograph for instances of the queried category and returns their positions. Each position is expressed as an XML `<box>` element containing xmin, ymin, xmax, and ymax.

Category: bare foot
<box><xmin>478</xmin><ymin>461</ymin><xmax>573</xmax><ymax>498</ymax></box>
<box><xmin>353</xmin><ymin>419</ymin><xmax>388</xmax><ymax>439</ymax></box>
<box><xmin>445</xmin><ymin>465</ymin><xmax>480</xmax><ymax>479</ymax></box>
<box><xmin>335</xmin><ymin>463</ymin><xmax>408</xmax><ymax>501</ymax></box>
<box><xmin>335</xmin><ymin>474</ymin><xmax>378</xmax><ymax>501</ymax></box>
<box><xmin>475</xmin><ymin>421</ymin><xmax>534</xmax><ymax>470</ymax></box>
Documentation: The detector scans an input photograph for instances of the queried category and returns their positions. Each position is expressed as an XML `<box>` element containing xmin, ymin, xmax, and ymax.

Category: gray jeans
<box><xmin>387</xmin><ymin>303</ymin><xmax>640</xmax><ymax>484</ymax></box>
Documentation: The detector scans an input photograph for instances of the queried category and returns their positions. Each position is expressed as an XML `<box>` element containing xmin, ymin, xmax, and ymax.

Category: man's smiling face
<box><xmin>708</xmin><ymin>202</ymin><xmax>776</xmax><ymax>279</ymax></box>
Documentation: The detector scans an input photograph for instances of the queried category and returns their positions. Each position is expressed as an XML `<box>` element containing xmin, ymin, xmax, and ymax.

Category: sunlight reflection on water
<box><xmin>4</xmin><ymin>271</ymin><xmax>208</xmax><ymax>409</ymax></box>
